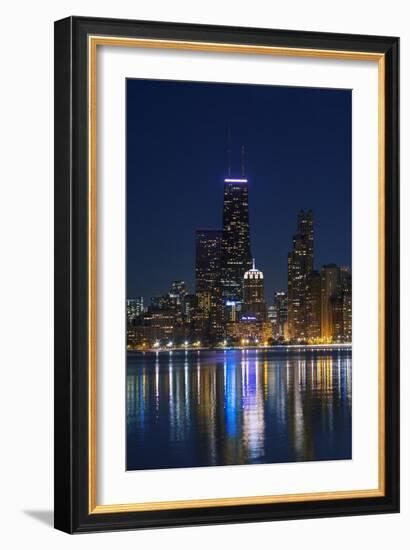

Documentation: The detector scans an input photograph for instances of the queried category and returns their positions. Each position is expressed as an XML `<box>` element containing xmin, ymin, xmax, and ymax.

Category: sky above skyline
<box><xmin>127</xmin><ymin>79</ymin><xmax>352</xmax><ymax>304</ymax></box>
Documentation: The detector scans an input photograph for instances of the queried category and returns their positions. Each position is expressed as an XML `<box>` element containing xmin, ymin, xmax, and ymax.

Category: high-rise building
<box><xmin>287</xmin><ymin>209</ymin><xmax>314</xmax><ymax>341</ymax></box>
<box><xmin>320</xmin><ymin>264</ymin><xmax>340</xmax><ymax>342</ymax></box>
<box><xmin>168</xmin><ymin>280</ymin><xmax>188</xmax><ymax>324</ymax></box>
<box><xmin>195</xmin><ymin>229</ymin><xmax>223</xmax><ymax>341</ymax></box>
<box><xmin>342</xmin><ymin>291</ymin><xmax>352</xmax><ymax>342</ymax></box>
<box><xmin>340</xmin><ymin>266</ymin><xmax>352</xmax><ymax>342</ymax></box>
<box><xmin>330</xmin><ymin>294</ymin><xmax>344</xmax><ymax>342</ymax></box>
<box><xmin>242</xmin><ymin>259</ymin><xmax>267</xmax><ymax>321</ymax></box>
<box><xmin>226</xmin><ymin>260</ymin><xmax>270</xmax><ymax>344</ymax></box>
<box><xmin>220</xmin><ymin>177</ymin><xmax>252</xmax><ymax>304</ymax></box>
<box><xmin>306</xmin><ymin>271</ymin><xmax>321</xmax><ymax>342</ymax></box>
<box><xmin>127</xmin><ymin>297</ymin><xmax>144</xmax><ymax>325</ymax></box>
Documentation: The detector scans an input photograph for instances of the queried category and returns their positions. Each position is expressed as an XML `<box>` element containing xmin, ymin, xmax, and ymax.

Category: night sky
<box><xmin>126</xmin><ymin>79</ymin><xmax>352</xmax><ymax>304</ymax></box>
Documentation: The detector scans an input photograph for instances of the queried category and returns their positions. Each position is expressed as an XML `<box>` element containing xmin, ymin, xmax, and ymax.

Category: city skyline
<box><xmin>127</xmin><ymin>79</ymin><xmax>352</xmax><ymax>303</ymax></box>
<box><xmin>127</xmin><ymin>199</ymin><xmax>352</xmax><ymax>347</ymax></box>
<box><xmin>126</xmin><ymin>77</ymin><xmax>353</xmax><ymax>472</ymax></box>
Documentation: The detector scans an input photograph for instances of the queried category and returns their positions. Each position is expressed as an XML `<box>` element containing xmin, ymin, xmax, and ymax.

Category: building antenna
<box><xmin>227</xmin><ymin>127</ymin><xmax>232</xmax><ymax>177</ymax></box>
<box><xmin>241</xmin><ymin>145</ymin><xmax>246</xmax><ymax>177</ymax></box>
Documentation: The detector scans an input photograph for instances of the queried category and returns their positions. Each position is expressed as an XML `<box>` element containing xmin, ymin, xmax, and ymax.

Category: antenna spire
<box><xmin>252</xmin><ymin>258</ymin><xmax>255</xmax><ymax>270</ymax></box>
<box><xmin>241</xmin><ymin>145</ymin><xmax>245</xmax><ymax>177</ymax></box>
<box><xmin>227</xmin><ymin>127</ymin><xmax>231</xmax><ymax>177</ymax></box>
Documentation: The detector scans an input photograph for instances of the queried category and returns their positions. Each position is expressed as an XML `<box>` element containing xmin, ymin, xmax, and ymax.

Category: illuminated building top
<box><xmin>244</xmin><ymin>259</ymin><xmax>264</xmax><ymax>280</ymax></box>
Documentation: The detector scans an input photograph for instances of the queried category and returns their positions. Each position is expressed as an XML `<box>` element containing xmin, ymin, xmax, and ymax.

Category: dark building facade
<box><xmin>287</xmin><ymin>209</ymin><xmax>314</xmax><ymax>342</ymax></box>
<box><xmin>320</xmin><ymin>264</ymin><xmax>341</xmax><ymax>342</ymax></box>
<box><xmin>306</xmin><ymin>271</ymin><xmax>322</xmax><ymax>342</ymax></box>
<box><xmin>340</xmin><ymin>266</ymin><xmax>352</xmax><ymax>342</ymax></box>
<box><xmin>270</xmin><ymin>291</ymin><xmax>288</xmax><ymax>340</ymax></box>
<box><xmin>220</xmin><ymin>178</ymin><xmax>252</xmax><ymax>305</ymax></box>
<box><xmin>195</xmin><ymin>229</ymin><xmax>223</xmax><ymax>341</ymax></box>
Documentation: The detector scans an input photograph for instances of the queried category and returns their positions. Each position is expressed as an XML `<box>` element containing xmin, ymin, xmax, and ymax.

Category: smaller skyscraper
<box><xmin>226</xmin><ymin>260</ymin><xmax>271</xmax><ymax>345</ymax></box>
<box><xmin>271</xmin><ymin>291</ymin><xmax>288</xmax><ymax>340</ymax></box>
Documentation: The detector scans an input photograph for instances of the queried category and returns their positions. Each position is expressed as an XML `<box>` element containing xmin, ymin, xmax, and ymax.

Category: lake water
<box><xmin>127</xmin><ymin>348</ymin><xmax>352</xmax><ymax>471</ymax></box>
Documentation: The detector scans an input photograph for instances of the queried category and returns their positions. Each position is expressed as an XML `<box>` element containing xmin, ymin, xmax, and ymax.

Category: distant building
<box><xmin>143</xmin><ymin>309</ymin><xmax>175</xmax><ymax>342</ymax></box>
<box><xmin>127</xmin><ymin>297</ymin><xmax>144</xmax><ymax>325</ymax></box>
<box><xmin>150</xmin><ymin>294</ymin><xmax>170</xmax><ymax>310</ymax></box>
<box><xmin>169</xmin><ymin>280</ymin><xmax>187</xmax><ymax>302</ymax></box>
<box><xmin>168</xmin><ymin>280</ymin><xmax>188</xmax><ymax>324</ymax></box>
<box><xmin>226</xmin><ymin>319</ymin><xmax>272</xmax><ymax>346</ymax></box>
<box><xmin>183</xmin><ymin>293</ymin><xmax>197</xmax><ymax>324</ymax></box>
<box><xmin>270</xmin><ymin>291</ymin><xmax>288</xmax><ymax>340</ymax></box>
<box><xmin>287</xmin><ymin>209</ymin><xmax>314</xmax><ymax>341</ymax></box>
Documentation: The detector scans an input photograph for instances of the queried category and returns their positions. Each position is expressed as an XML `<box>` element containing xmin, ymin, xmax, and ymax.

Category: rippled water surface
<box><xmin>127</xmin><ymin>348</ymin><xmax>352</xmax><ymax>471</ymax></box>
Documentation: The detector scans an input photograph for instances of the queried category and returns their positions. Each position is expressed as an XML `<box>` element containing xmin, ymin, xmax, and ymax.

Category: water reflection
<box><xmin>127</xmin><ymin>349</ymin><xmax>352</xmax><ymax>470</ymax></box>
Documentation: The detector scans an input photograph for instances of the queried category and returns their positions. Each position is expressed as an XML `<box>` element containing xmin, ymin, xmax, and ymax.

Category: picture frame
<box><xmin>54</xmin><ymin>15</ymin><xmax>399</xmax><ymax>533</ymax></box>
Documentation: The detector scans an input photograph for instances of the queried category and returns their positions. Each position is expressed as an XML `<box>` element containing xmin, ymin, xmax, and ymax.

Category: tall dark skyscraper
<box><xmin>195</xmin><ymin>229</ymin><xmax>223</xmax><ymax>340</ymax></box>
<box><xmin>287</xmin><ymin>209</ymin><xmax>314</xmax><ymax>341</ymax></box>
<box><xmin>220</xmin><ymin>178</ymin><xmax>252</xmax><ymax>304</ymax></box>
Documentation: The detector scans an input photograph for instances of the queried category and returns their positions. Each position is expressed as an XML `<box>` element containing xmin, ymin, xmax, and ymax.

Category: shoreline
<box><xmin>128</xmin><ymin>343</ymin><xmax>352</xmax><ymax>354</ymax></box>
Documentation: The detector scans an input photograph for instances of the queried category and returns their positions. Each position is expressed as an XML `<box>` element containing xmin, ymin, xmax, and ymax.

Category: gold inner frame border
<box><xmin>87</xmin><ymin>35</ymin><xmax>386</xmax><ymax>514</ymax></box>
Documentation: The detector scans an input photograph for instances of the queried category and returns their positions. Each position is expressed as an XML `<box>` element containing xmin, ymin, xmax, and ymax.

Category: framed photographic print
<box><xmin>54</xmin><ymin>16</ymin><xmax>399</xmax><ymax>533</ymax></box>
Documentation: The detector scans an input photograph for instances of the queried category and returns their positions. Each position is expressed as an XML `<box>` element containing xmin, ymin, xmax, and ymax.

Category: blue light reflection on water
<box><xmin>127</xmin><ymin>348</ymin><xmax>352</xmax><ymax>471</ymax></box>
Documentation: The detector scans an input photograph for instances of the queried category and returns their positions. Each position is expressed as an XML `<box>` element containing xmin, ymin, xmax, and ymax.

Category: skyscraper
<box><xmin>195</xmin><ymin>229</ymin><xmax>223</xmax><ymax>340</ymax></box>
<box><xmin>287</xmin><ymin>209</ymin><xmax>314</xmax><ymax>341</ymax></box>
<box><xmin>320</xmin><ymin>264</ymin><xmax>340</xmax><ymax>342</ymax></box>
<box><xmin>340</xmin><ymin>266</ymin><xmax>352</xmax><ymax>342</ymax></box>
<box><xmin>306</xmin><ymin>271</ymin><xmax>322</xmax><ymax>342</ymax></box>
<box><xmin>242</xmin><ymin>259</ymin><xmax>267</xmax><ymax>321</ymax></box>
<box><xmin>220</xmin><ymin>178</ymin><xmax>252</xmax><ymax>304</ymax></box>
<box><xmin>226</xmin><ymin>259</ymin><xmax>271</xmax><ymax>345</ymax></box>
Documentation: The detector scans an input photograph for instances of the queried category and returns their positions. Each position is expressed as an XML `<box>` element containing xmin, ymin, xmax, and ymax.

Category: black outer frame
<box><xmin>54</xmin><ymin>16</ymin><xmax>400</xmax><ymax>534</ymax></box>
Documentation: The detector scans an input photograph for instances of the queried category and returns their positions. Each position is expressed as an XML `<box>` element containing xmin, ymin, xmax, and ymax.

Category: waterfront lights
<box><xmin>153</xmin><ymin>341</ymin><xmax>160</xmax><ymax>348</ymax></box>
<box><xmin>184</xmin><ymin>340</ymin><xmax>189</xmax><ymax>346</ymax></box>
<box><xmin>167</xmin><ymin>341</ymin><xmax>173</xmax><ymax>347</ymax></box>
<box><xmin>223</xmin><ymin>339</ymin><xmax>227</xmax><ymax>346</ymax></box>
